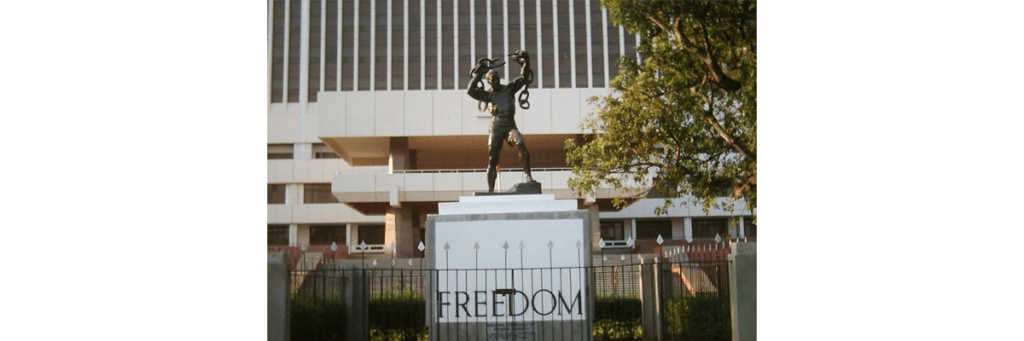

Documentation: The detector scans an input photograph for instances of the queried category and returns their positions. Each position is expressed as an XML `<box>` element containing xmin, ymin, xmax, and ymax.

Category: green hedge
<box><xmin>369</xmin><ymin>291</ymin><xmax>427</xmax><ymax>341</ymax></box>
<box><xmin>291</xmin><ymin>292</ymin><xmax>347</xmax><ymax>341</ymax></box>
<box><xmin>593</xmin><ymin>297</ymin><xmax>642</xmax><ymax>340</ymax></box>
<box><xmin>663</xmin><ymin>294</ymin><xmax>731</xmax><ymax>341</ymax></box>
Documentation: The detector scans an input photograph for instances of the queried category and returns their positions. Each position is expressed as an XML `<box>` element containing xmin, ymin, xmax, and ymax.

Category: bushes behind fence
<box><xmin>593</xmin><ymin>296</ymin><xmax>642</xmax><ymax>340</ymax></box>
<box><xmin>291</xmin><ymin>292</ymin><xmax>347</xmax><ymax>341</ymax></box>
<box><xmin>369</xmin><ymin>291</ymin><xmax>427</xmax><ymax>341</ymax></box>
<box><xmin>664</xmin><ymin>293</ymin><xmax>731</xmax><ymax>341</ymax></box>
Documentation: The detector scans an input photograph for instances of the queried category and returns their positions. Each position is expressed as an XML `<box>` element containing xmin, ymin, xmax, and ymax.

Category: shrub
<box><xmin>593</xmin><ymin>296</ymin><xmax>642</xmax><ymax>340</ymax></box>
<box><xmin>291</xmin><ymin>292</ymin><xmax>347</xmax><ymax>341</ymax></box>
<box><xmin>369</xmin><ymin>290</ymin><xmax>427</xmax><ymax>341</ymax></box>
<box><xmin>663</xmin><ymin>293</ymin><xmax>731</xmax><ymax>341</ymax></box>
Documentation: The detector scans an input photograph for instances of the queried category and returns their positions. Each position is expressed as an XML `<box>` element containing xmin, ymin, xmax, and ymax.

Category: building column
<box><xmin>683</xmin><ymin>217</ymin><xmax>693</xmax><ymax>241</ymax></box>
<box><xmin>346</xmin><ymin>223</ymin><xmax>355</xmax><ymax>250</ymax></box>
<box><xmin>294</xmin><ymin>224</ymin><xmax>311</xmax><ymax>247</ymax></box>
<box><xmin>630</xmin><ymin>219</ymin><xmax>637</xmax><ymax>243</ymax></box>
<box><xmin>389</xmin><ymin>137</ymin><xmax>410</xmax><ymax>173</ymax></box>
<box><xmin>385</xmin><ymin>206</ymin><xmax>415</xmax><ymax>258</ymax></box>
<box><xmin>671</xmin><ymin>218</ymin><xmax>685</xmax><ymax>240</ymax></box>
<box><xmin>289</xmin><ymin>224</ymin><xmax>300</xmax><ymax>247</ymax></box>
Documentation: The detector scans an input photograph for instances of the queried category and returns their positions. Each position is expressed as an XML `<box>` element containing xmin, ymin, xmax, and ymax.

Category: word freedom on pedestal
<box><xmin>437</xmin><ymin>288</ymin><xmax>583</xmax><ymax>321</ymax></box>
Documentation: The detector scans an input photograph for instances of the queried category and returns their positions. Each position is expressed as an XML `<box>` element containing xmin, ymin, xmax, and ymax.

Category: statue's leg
<box><xmin>509</xmin><ymin>129</ymin><xmax>534</xmax><ymax>182</ymax></box>
<box><xmin>487</xmin><ymin>130</ymin><xmax>504</xmax><ymax>193</ymax></box>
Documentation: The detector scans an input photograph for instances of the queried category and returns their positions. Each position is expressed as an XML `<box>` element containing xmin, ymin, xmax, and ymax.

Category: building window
<box><xmin>692</xmin><ymin>218</ymin><xmax>728</xmax><ymax>238</ymax></box>
<box><xmin>636</xmin><ymin>219</ymin><xmax>671</xmax><ymax>240</ymax></box>
<box><xmin>341</xmin><ymin>0</ymin><xmax>355</xmax><ymax>90</ymax></box>
<box><xmin>358</xmin><ymin>224</ymin><xmax>385</xmax><ymax>244</ymax></box>
<box><xmin>268</xmin><ymin>225</ymin><xmax>289</xmax><ymax>246</ymax></box>
<box><xmin>268</xmin><ymin>144</ymin><xmax>294</xmax><ymax>159</ymax></box>
<box><xmin>308</xmin><ymin>0</ymin><xmax>322</xmax><ymax>102</ymax></box>
<box><xmin>271</xmin><ymin>0</ymin><xmax>286</xmax><ymax>102</ymax></box>
<box><xmin>743</xmin><ymin>216</ymin><xmax>756</xmax><ymax>237</ymax></box>
<box><xmin>268</xmin><ymin>184</ymin><xmax>286</xmax><ymax>204</ymax></box>
<box><xmin>310</xmin><ymin>224</ymin><xmax>346</xmax><ymax>245</ymax></box>
<box><xmin>288</xmin><ymin>0</ymin><xmax>302</xmax><ymax>102</ymax></box>
<box><xmin>303</xmin><ymin>183</ymin><xmax>339</xmax><ymax>203</ymax></box>
<box><xmin>312</xmin><ymin>143</ymin><xmax>340</xmax><ymax>159</ymax></box>
<box><xmin>600</xmin><ymin>221</ymin><xmax>624</xmax><ymax>240</ymax></box>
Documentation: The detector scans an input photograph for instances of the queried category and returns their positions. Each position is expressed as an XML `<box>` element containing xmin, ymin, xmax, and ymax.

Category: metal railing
<box><xmin>287</xmin><ymin>256</ymin><xmax>730</xmax><ymax>340</ymax></box>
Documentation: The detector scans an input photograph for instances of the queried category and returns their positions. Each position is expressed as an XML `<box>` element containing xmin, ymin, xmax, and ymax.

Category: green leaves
<box><xmin>569</xmin><ymin>0</ymin><xmax>756</xmax><ymax>214</ymax></box>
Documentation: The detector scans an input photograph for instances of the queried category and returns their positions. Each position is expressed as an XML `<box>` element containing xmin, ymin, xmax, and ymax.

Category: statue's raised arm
<box><xmin>467</xmin><ymin>57</ymin><xmax>505</xmax><ymax>102</ymax></box>
<box><xmin>508</xmin><ymin>50</ymin><xmax>534</xmax><ymax>109</ymax></box>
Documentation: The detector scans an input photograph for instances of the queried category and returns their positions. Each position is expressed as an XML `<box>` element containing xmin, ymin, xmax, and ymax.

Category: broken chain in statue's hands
<box><xmin>508</xmin><ymin>50</ymin><xmax>533</xmax><ymax>110</ymax></box>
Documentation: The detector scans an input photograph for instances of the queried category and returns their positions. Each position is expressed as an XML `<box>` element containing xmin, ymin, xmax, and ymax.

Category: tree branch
<box><xmin>692</xmin><ymin>90</ymin><xmax>756</xmax><ymax>161</ymax></box>
<box><xmin>673</xmin><ymin>17</ymin><xmax>699</xmax><ymax>54</ymax></box>
<box><xmin>698</xmin><ymin>20</ymin><xmax>741</xmax><ymax>92</ymax></box>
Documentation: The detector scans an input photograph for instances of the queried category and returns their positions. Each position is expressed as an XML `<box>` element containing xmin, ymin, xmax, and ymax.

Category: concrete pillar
<box><xmin>629</xmin><ymin>219</ymin><xmax>637</xmax><ymax>244</ymax></box>
<box><xmin>683</xmin><ymin>217</ymin><xmax>693</xmax><ymax>241</ymax></box>
<box><xmin>267</xmin><ymin>252</ymin><xmax>290</xmax><ymax>341</ymax></box>
<box><xmin>341</xmin><ymin>264</ymin><xmax>369</xmax><ymax>340</ymax></box>
<box><xmin>385</xmin><ymin>206</ymin><xmax>415</xmax><ymax>258</ymax></box>
<box><xmin>389</xmin><ymin>136</ymin><xmax>409</xmax><ymax>173</ymax></box>
<box><xmin>728</xmin><ymin>242</ymin><xmax>757</xmax><ymax>341</ymax></box>
<box><xmin>288</xmin><ymin>224</ymin><xmax>300</xmax><ymax>247</ymax></box>
<box><xmin>346</xmin><ymin>223</ymin><xmax>354</xmax><ymax>249</ymax></box>
<box><xmin>640</xmin><ymin>257</ymin><xmax>663</xmax><ymax>341</ymax></box>
<box><xmin>671</xmin><ymin>218</ymin><xmax>685</xmax><ymax>240</ymax></box>
<box><xmin>296</xmin><ymin>225</ymin><xmax>311</xmax><ymax>247</ymax></box>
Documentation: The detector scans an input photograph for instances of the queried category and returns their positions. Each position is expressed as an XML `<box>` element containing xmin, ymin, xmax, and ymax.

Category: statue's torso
<box><xmin>486</xmin><ymin>85</ymin><xmax>518</xmax><ymax>128</ymax></box>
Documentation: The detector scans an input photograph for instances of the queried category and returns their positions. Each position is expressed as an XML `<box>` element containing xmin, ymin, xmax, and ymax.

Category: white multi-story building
<box><xmin>267</xmin><ymin>0</ymin><xmax>755</xmax><ymax>258</ymax></box>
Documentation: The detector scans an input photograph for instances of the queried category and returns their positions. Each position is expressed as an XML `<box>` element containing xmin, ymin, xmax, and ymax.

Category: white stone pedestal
<box><xmin>426</xmin><ymin>194</ymin><xmax>594</xmax><ymax>341</ymax></box>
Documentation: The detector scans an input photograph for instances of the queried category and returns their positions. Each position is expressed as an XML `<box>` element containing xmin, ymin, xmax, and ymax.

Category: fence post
<box><xmin>340</xmin><ymin>265</ymin><xmax>369</xmax><ymax>341</ymax></box>
<box><xmin>640</xmin><ymin>257</ymin><xmax>663</xmax><ymax>341</ymax></box>
<box><xmin>267</xmin><ymin>252</ymin><xmax>290</xmax><ymax>341</ymax></box>
<box><xmin>728</xmin><ymin>242</ymin><xmax>757</xmax><ymax>341</ymax></box>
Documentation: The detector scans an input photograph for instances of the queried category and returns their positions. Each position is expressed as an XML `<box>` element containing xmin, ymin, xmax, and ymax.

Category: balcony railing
<box><xmin>350</xmin><ymin>244</ymin><xmax>386</xmax><ymax>253</ymax></box>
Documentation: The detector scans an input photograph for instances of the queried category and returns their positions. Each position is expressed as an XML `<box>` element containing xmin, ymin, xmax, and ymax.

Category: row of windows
<box><xmin>270</xmin><ymin>0</ymin><xmax>639</xmax><ymax>102</ymax></box>
<box><xmin>599</xmin><ymin>217</ymin><xmax>757</xmax><ymax>240</ymax></box>
<box><xmin>268</xmin><ymin>183</ymin><xmax>340</xmax><ymax>204</ymax></box>
<box><xmin>272</xmin><ymin>219</ymin><xmax>755</xmax><ymax>247</ymax></box>
<box><xmin>267</xmin><ymin>143</ymin><xmax>340</xmax><ymax>160</ymax></box>
<box><xmin>267</xmin><ymin>224</ymin><xmax>387</xmax><ymax>246</ymax></box>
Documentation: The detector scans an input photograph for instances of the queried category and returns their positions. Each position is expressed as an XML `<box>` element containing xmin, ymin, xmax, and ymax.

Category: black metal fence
<box><xmin>658</xmin><ymin>260</ymin><xmax>731</xmax><ymax>341</ymax></box>
<box><xmin>288</xmin><ymin>258</ymin><xmax>729</xmax><ymax>341</ymax></box>
<box><xmin>593</xmin><ymin>263</ymin><xmax>643</xmax><ymax>340</ymax></box>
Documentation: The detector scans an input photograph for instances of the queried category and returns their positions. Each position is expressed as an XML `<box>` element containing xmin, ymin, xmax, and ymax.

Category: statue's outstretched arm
<box><xmin>467</xmin><ymin>63</ymin><xmax>487</xmax><ymax>101</ymax></box>
<box><xmin>509</xmin><ymin>50</ymin><xmax>533</xmax><ymax>109</ymax></box>
<box><xmin>510</xmin><ymin>50</ymin><xmax>533</xmax><ymax>85</ymax></box>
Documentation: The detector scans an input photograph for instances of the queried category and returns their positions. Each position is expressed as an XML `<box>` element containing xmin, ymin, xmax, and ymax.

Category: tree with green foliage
<box><xmin>566</xmin><ymin>0</ymin><xmax>756</xmax><ymax>215</ymax></box>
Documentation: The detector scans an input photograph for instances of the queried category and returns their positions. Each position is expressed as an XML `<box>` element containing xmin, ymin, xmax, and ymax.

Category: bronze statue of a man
<box><xmin>467</xmin><ymin>50</ymin><xmax>536</xmax><ymax>193</ymax></box>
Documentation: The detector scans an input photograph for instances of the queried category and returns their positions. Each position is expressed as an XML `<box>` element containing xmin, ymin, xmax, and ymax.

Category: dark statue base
<box><xmin>474</xmin><ymin>181</ymin><xmax>541</xmax><ymax>196</ymax></box>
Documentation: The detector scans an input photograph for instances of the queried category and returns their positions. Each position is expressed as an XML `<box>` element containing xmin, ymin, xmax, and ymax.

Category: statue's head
<box><xmin>486</xmin><ymin>70</ymin><xmax>501</xmax><ymax>87</ymax></box>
